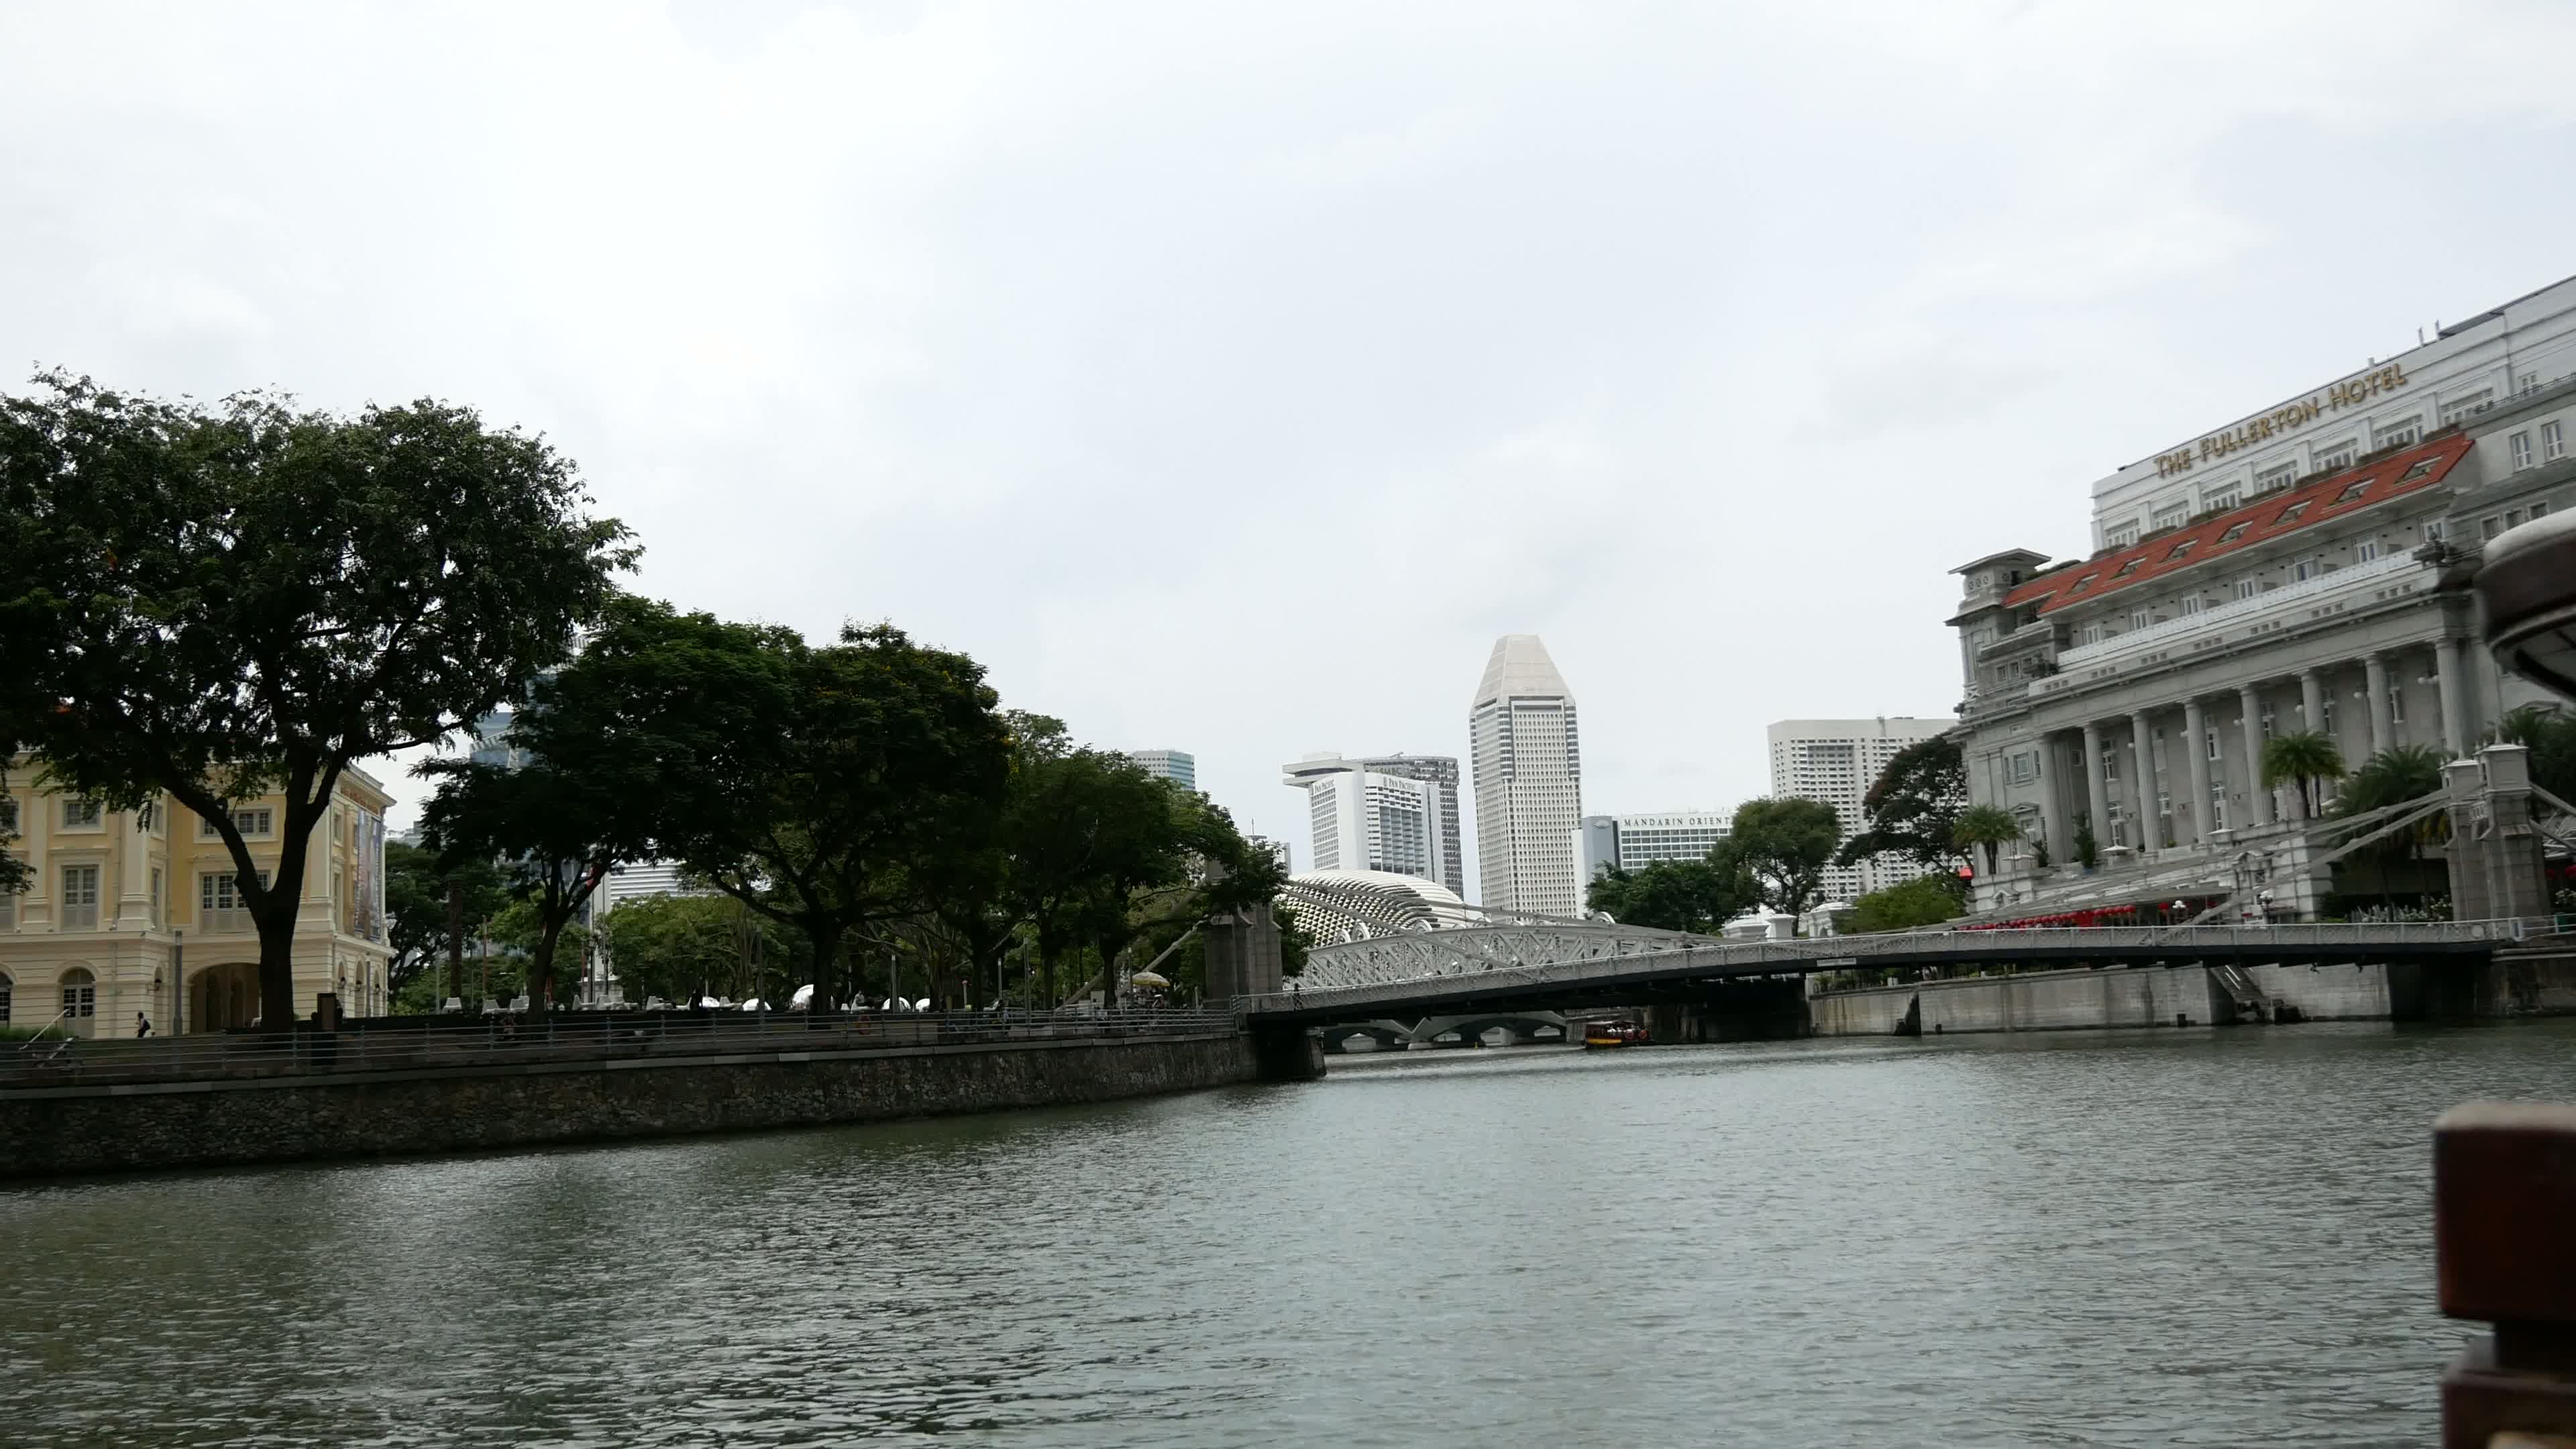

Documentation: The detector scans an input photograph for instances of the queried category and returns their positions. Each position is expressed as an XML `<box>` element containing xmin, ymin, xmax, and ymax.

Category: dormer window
<box><xmin>2333</xmin><ymin>480</ymin><xmax>2371</xmax><ymax>504</ymax></box>
<box><xmin>2111</xmin><ymin>558</ymin><xmax>2143</xmax><ymax>579</ymax></box>
<box><xmin>2400</xmin><ymin>458</ymin><xmax>2438</xmax><ymax>482</ymax></box>
<box><xmin>2277</xmin><ymin>500</ymin><xmax>2312</xmax><ymax>525</ymax></box>
<box><xmin>2218</xmin><ymin>521</ymin><xmax>2251</xmax><ymax>543</ymax></box>
<box><xmin>2165</xmin><ymin>539</ymin><xmax>2197</xmax><ymax>561</ymax></box>
<box><xmin>2068</xmin><ymin>575</ymin><xmax>2096</xmax><ymax>596</ymax></box>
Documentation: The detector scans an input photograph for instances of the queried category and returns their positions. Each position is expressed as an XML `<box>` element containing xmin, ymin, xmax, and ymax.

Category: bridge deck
<box><xmin>1244</xmin><ymin>920</ymin><xmax>2527</xmax><ymax>1024</ymax></box>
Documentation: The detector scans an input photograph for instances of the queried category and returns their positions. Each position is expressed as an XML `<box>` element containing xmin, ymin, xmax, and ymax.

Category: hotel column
<box><xmin>2436</xmin><ymin>637</ymin><xmax>2472</xmax><ymax>756</ymax></box>
<box><xmin>2036</xmin><ymin>732</ymin><xmax>2068</xmax><ymax>867</ymax></box>
<box><xmin>2183</xmin><ymin>698</ymin><xmax>2213</xmax><ymax>845</ymax></box>
<box><xmin>2082</xmin><ymin>722</ymin><xmax>2109</xmax><ymax>849</ymax></box>
<box><xmin>2130</xmin><ymin>711</ymin><xmax>2159</xmax><ymax>855</ymax></box>
<box><xmin>2238</xmin><ymin>684</ymin><xmax>2273</xmax><ymax>828</ymax></box>
<box><xmin>2364</xmin><ymin>654</ymin><xmax>2394</xmax><ymax>757</ymax></box>
<box><xmin>2300</xmin><ymin>668</ymin><xmax>2326</xmax><ymax>737</ymax></box>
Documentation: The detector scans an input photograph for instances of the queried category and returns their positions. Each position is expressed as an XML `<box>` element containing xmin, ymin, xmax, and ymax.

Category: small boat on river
<box><xmin>1582</xmin><ymin>1020</ymin><xmax>1648</xmax><ymax>1050</ymax></box>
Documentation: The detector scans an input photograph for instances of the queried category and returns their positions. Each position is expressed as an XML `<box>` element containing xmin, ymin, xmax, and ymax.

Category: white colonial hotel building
<box><xmin>1</xmin><ymin>760</ymin><xmax>396</xmax><ymax>1035</ymax></box>
<box><xmin>1949</xmin><ymin>275</ymin><xmax>2576</xmax><ymax>916</ymax></box>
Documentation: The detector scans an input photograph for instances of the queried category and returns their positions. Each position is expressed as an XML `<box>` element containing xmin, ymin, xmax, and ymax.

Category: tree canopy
<box><xmin>1951</xmin><ymin>804</ymin><xmax>2022</xmax><ymax>877</ymax></box>
<box><xmin>419</xmin><ymin>597</ymin><xmax>798</xmax><ymax>1013</ymax></box>
<box><xmin>1727</xmin><ymin>797</ymin><xmax>1843</xmax><ymax>922</ymax></box>
<box><xmin>663</xmin><ymin>623</ymin><xmax>1013</xmax><ymax>1012</ymax></box>
<box><xmin>0</xmin><ymin>373</ymin><xmax>633</xmax><ymax>1024</ymax></box>
<box><xmin>2261</xmin><ymin>731</ymin><xmax>2347</xmax><ymax>820</ymax></box>
<box><xmin>1582</xmin><ymin>857</ymin><xmax>1754</xmax><ymax>933</ymax></box>
<box><xmin>1836</xmin><ymin>733</ymin><xmax>1965</xmax><ymax>871</ymax></box>
<box><xmin>1843</xmin><ymin>873</ymin><xmax>1966</xmax><ymax>934</ymax></box>
<box><xmin>2495</xmin><ymin>706</ymin><xmax>2576</xmax><ymax>805</ymax></box>
<box><xmin>382</xmin><ymin>839</ymin><xmax>506</xmax><ymax>1004</ymax></box>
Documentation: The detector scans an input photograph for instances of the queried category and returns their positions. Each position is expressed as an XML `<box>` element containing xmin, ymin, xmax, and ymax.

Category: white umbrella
<box><xmin>740</xmin><ymin>998</ymin><xmax>765</xmax><ymax>1012</ymax></box>
<box><xmin>1129</xmin><ymin>971</ymin><xmax>1171</xmax><ymax>989</ymax></box>
<box><xmin>790</xmin><ymin>984</ymin><xmax>815</xmax><ymax>1009</ymax></box>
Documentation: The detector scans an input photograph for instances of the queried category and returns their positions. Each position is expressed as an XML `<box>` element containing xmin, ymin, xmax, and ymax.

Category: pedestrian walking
<box><xmin>135</xmin><ymin>1012</ymin><xmax>152</xmax><ymax>1038</ymax></box>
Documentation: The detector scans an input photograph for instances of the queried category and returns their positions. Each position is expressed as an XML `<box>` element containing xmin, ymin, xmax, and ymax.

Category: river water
<box><xmin>5</xmin><ymin>1022</ymin><xmax>2575</xmax><ymax>1447</ymax></box>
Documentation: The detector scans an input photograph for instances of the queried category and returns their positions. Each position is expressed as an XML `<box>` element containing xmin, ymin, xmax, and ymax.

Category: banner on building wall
<box><xmin>352</xmin><ymin>808</ymin><xmax>386</xmax><ymax>943</ymax></box>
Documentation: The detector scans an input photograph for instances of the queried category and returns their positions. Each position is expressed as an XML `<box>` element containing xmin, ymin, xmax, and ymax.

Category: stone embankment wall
<box><xmin>1809</xmin><ymin>956</ymin><xmax>2576</xmax><ymax>1038</ymax></box>
<box><xmin>0</xmin><ymin>1031</ymin><xmax>1267</xmax><ymax>1179</ymax></box>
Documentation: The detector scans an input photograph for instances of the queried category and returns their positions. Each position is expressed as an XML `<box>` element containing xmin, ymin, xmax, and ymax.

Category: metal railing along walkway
<box><xmin>1246</xmin><ymin>918</ymin><xmax>2528</xmax><ymax>1017</ymax></box>
<box><xmin>0</xmin><ymin>1007</ymin><xmax>1240</xmax><ymax>1091</ymax></box>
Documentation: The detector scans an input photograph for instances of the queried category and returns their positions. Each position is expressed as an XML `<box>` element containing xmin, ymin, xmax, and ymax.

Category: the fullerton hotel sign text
<box><xmin>2153</xmin><ymin>362</ymin><xmax>2412</xmax><ymax>477</ymax></box>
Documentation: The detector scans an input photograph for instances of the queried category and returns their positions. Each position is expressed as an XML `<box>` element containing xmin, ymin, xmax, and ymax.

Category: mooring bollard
<box><xmin>2436</xmin><ymin>1102</ymin><xmax>2576</xmax><ymax>1448</ymax></box>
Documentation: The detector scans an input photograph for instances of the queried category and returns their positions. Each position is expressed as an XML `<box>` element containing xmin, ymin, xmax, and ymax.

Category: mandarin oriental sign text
<box><xmin>2154</xmin><ymin>362</ymin><xmax>2411</xmax><ymax>477</ymax></box>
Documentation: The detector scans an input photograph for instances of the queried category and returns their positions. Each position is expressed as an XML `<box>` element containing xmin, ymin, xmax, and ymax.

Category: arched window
<box><xmin>60</xmin><ymin>967</ymin><xmax>95</xmax><ymax>1036</ymax></box>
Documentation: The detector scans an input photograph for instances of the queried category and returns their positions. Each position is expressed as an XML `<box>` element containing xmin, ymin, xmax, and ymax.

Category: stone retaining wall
<box><xmin>0</xmin><ymin>1031</ymin><xmax>1263</xmax><ymax>1179</ymax></box>
<box><xmin>1811</xmin><ymin>957</ymin><xmax>2576</xmax><ymax>1038</ymax></box>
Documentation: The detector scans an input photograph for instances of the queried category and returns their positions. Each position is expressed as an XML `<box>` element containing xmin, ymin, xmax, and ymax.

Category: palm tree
<box><xmin>1953</xmin><ymin>804</ymin><xmax>2023</xmax><ymax>878</ymax></box>
<box><xmin>2334</xmin><ymin>744</ymin><xmax>2451</xmax><ymax>898</ymax></box>
<box><xmin>2336</xmin><ymin>744</ymin><xmax>2446</xmax><ymax>816</ymax></box>
<box><xmin>2261</xmin><ymin>731</ymin><xmax>2348</xmax><ymax>820</ymax></box>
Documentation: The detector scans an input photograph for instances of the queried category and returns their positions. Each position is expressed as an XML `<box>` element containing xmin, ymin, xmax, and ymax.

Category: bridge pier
<box><xmin>1249</xmin><ymin>1022</ymin><xmax>1326</xmax><ymax>1081</ymax></box>
<box><xmin>1657</xmin><ymin>978</ymin><xmax>1810</xmax><ymax>1042</ymax></box>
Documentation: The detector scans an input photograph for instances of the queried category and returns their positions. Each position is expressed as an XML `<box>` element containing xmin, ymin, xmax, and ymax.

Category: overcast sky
<box><xmin>8</xmin><ymin>1</ymin><xmax>2575</xmax><ymax>892</ymax></box>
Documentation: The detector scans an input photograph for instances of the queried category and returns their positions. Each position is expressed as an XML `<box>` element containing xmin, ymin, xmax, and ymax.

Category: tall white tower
<box><xmin>1468</xmin><ymin>634</ymin><xmax>1582</xmax><ymax>914</ymax></box>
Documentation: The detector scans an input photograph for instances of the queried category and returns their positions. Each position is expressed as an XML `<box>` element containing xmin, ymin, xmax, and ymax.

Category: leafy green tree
<box><xmin>1727</xmin><ymin>797</ymin><xmax>1843</xmax><ymax>924</ymax></box>
<box><xmin>597</xmin><ymin>892</ymin><xmax>804</xmax><ymax>1006</ymax></box>
<box><xmin>1582</xmin><ymin>857</ymin><xmax>1754</xmax><ymax>933</ymax></box>
<box><xmin>1276</xmin><ymin>905</ymin><xmax>1313</xmax><ymax>980</ymax></box>
<box><xmin>0</xmin><ymin>374</ymin><xmax>633</xmax><ymax>1026</ymax></box>
<box><xmin>382</xmin><ymin>839</ymin><xmax>506</xmax><ymax>1004</ymax></box>
<box><xmin>419</xmin><ymin>598</ymin><xmax>798</xmax><ymax>1015</ymax></box>
<box><xmin>2261</xmin><ymin>731</ymin><xmax>2347</xmax><ymax>820</ymax></box>
<box><xmin>1835</xmin><ymin>734</ymin><xmax>1965</xmax><ymax>871</ymax></box>
<box><xmin>668</xmin><ymin>623</ymin><xmax>1012</xmax><ymax>1012</ymax></box>
<box><xmin>1951</xmin><ymin>804</ymin><xmax>2023</xmax><ymax>878</ymax></box>
<box><xmin>1844</xmin><ymin>873</ymin><xmax>1968</xmax><ymax>933</ymax></box>
<box><xmin>0</xmin><ymin>765</ymin><xmax>28</xmax><ymax>895</ymax></box>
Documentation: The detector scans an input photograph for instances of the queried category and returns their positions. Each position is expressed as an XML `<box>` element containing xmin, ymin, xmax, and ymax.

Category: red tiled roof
<box><xmin>2002</xmin><ymin>433</ymin><xmax>2471</xmax><ymax>615</ymax></box>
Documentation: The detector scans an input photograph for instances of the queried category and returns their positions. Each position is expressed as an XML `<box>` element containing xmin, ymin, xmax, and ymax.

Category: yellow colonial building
<box><xmin>1</xmin><ymin>760</ymin><xmax>396</xmax><ymax>1036</ymax></box>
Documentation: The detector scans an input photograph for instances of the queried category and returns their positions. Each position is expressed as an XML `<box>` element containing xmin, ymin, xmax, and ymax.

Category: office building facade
<box><xmin>1125</xmin><ymin>750</ymin><xmax>1196</xmax><ymax>790</ymax></box>
<box><xmin>1767</xmin><ymin>718</ymin><xmax>1953</xmax><ymax>902</ymax></box>
<box><xmin>1281</xmin><ymin>755</ymin><xmax>1449</xmax><ymax>887</ymax></box>
<box><xmin>1468</xmin><ymin>634</ymin><xmax>1583</xmax><ymax>914</ymax></box>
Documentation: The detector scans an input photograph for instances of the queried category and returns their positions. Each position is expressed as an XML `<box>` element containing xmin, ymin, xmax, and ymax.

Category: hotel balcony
<box><xmin>2025</xmin><ymin>551</ymin><xmax>2427</xmax><ymax>704</ymax></box>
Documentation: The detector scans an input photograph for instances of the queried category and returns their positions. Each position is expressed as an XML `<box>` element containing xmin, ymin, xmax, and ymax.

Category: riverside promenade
<box><xmin>0</xmin><ymin>1008</ymin><xmax>1316</xmax><ymax>1178</ymax></box>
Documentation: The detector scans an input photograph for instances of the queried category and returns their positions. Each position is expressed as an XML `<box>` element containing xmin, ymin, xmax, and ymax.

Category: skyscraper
<box><xmin>1281</xmin><ymin>755</ymin><xmax>1449</xmax><ymax>887</ymax></box>
<box><xmin>1468</xmin><ymin>634</ymin><xmax>1582</xmax><ymax>914</ymax></box>
<box><xmin>1125</xmin><ymin>749</ymin><xmax>1197</xmax><ymax>790</ymax></box>
<box><xmin>1766</xmin><ymin>718</ymin><xmax>1951</xmax><ymax>902</ymax></box>
<box><xmin>1317</xmin><ymin>753</ymin><xmax>1462</xmax><ymax>896</ymax></box>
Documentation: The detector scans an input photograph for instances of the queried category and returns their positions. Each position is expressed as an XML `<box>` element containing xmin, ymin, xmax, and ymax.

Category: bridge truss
<box><xmin>1297</xmin><ymin>921</ymin><xmax>1725</xmax><ymax>990</ymax></box>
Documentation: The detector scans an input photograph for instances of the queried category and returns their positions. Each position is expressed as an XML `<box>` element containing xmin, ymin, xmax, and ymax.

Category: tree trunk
<box><xmin>529</xmin><ymin>919</ymin><xmax>559</xmax><ymax>1019</ymax></box>
<box><xmin>446</xmin><ymin>881</ymin><xmax>465</xmax><ymax>1008</ymax></box>
<box><xmin>806</xmin><ymin>921</ymin><xmax>844</xmax><ymax>1012</ymax></box>
<box><xmin>255</xmin><ymin>902</ymin><xmax>300</xmax><ymax>1030</ymax></box>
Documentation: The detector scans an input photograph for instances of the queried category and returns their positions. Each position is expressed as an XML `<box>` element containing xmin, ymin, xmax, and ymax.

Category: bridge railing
<box><xmin>0</xmin><ymin>1006</ymin><xmax>1242</xmax><ymax>1091</ymax></box>
<box><xmin>1248</xmin><ymin>918</ymin><xmax>2530</xmax><ymax>1014</ymax></box>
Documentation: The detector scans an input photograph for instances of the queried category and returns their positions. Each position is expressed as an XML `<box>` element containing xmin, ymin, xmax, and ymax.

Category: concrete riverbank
<box><xmin>1808</xmin><ymin>949</ymin><xmax>2576</xmax><ymax>1036</ymax></box>
<box><xmin>0</xmin><ymin>1027</ymin><xmax>1301</xmax><ymax>1178</ymax></box>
